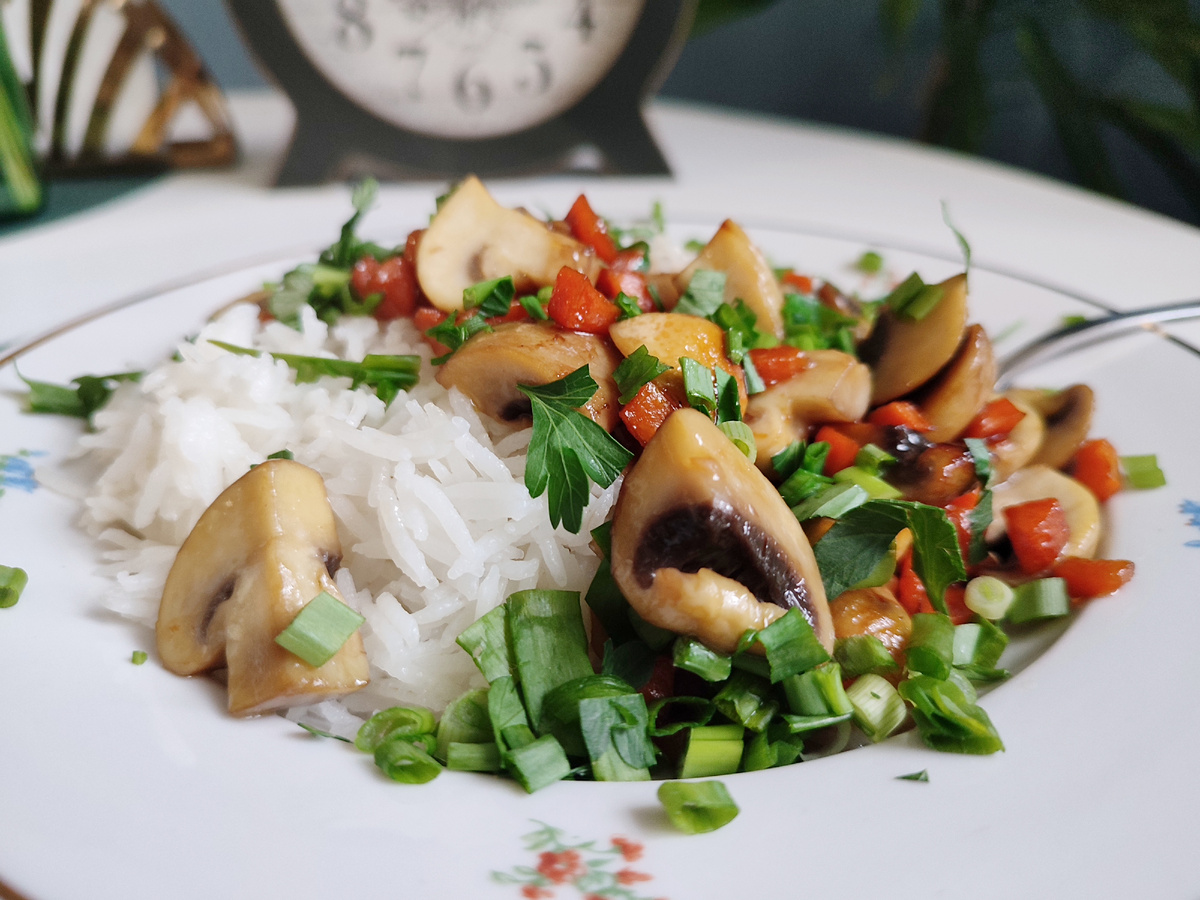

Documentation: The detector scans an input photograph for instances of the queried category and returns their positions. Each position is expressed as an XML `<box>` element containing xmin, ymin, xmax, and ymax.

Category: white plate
<box><xmin>2</xmin><ymin>213</ymin><xmax>1199</xmax><ymax>900</ymax></box>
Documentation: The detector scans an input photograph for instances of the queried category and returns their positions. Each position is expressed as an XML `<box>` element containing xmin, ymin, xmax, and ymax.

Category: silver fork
<box><xmin>996</xmin><ymin>297</ymin><xmax>1200</xmax><ymax>387</ymax></box>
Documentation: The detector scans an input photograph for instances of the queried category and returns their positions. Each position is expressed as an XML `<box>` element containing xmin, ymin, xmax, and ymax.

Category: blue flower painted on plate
<box><xmin>1181</xmin><ymin>500</ymin><xmax>1200</xmax><ymax>547</ymax></box>
<box><xmin>0</xmin><ymin>450</ymin><xmax>45</xmax><ymax>497</ymax></box>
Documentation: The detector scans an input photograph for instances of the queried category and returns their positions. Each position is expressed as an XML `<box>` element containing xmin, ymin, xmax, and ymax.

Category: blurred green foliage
<box><xmin>696</xmin><ymin>0</ymin><xmax>1200</xmax><ymax>218</ymax></box>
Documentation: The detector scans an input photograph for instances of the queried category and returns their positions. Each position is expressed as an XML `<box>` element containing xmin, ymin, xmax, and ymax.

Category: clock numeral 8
<box><xmin>334</xmin><ymin>0</ymin><xmax>373</xmax><ymax>52</ymax></box>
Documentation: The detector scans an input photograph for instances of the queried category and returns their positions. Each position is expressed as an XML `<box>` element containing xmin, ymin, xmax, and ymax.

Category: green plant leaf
<box><xmin>1095</xmin><ymin>93</ymin><xmax>1200</xmax><ymax>218</ymax></box>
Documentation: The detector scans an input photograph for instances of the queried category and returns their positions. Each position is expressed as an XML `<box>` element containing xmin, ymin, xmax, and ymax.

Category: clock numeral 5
<box><xmin>516</xmin><ymin>41</ymin><xmax>552</xmax><ymax>97</ymax></box>
<box><xmin>334</xmin><ymin>0</ymin><xmax>373</xmax><ymax>52</ymax></box>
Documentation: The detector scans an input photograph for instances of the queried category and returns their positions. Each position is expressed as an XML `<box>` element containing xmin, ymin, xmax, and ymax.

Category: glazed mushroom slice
<box><xmin>416</xmin><ymin>176</ymin><xmax>600</xmax><ymax>312</ymax></box>
<box><xmin>912</xmin><ymin>324</ymin><xmax>996</xmax><ymax>443</ymax></box>
<box><xmin>1007</xmin><ymin>385</ymin><xmax>1094</xmax><ymax>471</ymax></box>
<box><xmin>610</xmin><ymin>408</ymin><xmax>833</xmax><ymax>655</ymax></box>
<box><xmin>676</xmin><ymin>220</ymin><xmax>787</xmax><ymax>339</ymax></box>
<box><xmin>156</xmin><ymin>460</ymin><xmax>369</xmax><ymax>717</ymax></box>
<box><xmin>743</xmin><ymin>349</ymin><xmax>871</xmax><ymax>469</ymax></box>
<box><xmin>829</xmin><ymin>586</ymin><xmax>912</xmax><ymax>667</ymax></box>
<box><xmin>436</xmin><ymin>322</ymin><xmax>624</xmax><ymax>431</ymax></box>
<box><xmin>859</xmin><ymin>273</ymin><xmax>969</xmax><ymax>405</ymax></box>
<box><xmin>987</xmin><ymin>464</ymin><xmax>1102</xmax><ymax>558</ymax></box>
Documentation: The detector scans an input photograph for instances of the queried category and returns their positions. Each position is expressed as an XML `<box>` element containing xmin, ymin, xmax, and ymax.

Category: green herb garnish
<box><xmin>612</xmin><ymin>345</ymin><xmax>670</xmax><ymax>404</ymax></box>
<box><xmin>130</xmin><ymin>650</ymin><xmax>148</xmax><ymax>665</ymax></box>
<box><xmin>0</xmin><ymin>565</ymin><xmax>25</xmax><ymax>608</ymax></box>
<box><xmin>518</xmin><ymin>367</ymin><xmax>633</xmax><ymax>533</ymax></box>
<box><xmin>273</xmin><ymin>590</ymin><xmax>365</xmax><ymax>668</ymax></box>
<box><xmin>21</xmin><ymin>370</ymin><xmax>142</xmax><ymax>419</ymax></box>
<box><xmin>658</xmin><ymin>780</ymin><xmax>739</xmax><ymax>834</ymax></box>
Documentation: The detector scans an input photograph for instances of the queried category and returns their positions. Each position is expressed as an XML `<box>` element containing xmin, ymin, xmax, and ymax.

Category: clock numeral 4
<box><xmin>571</xmin><ymin>0</ymin><xmax>595</xmax><ymax>41</ymax></box>
<box><xmin>334</xmin><ymin>0</ymin><xmax>373</xmax><ymax>52</ymax></box>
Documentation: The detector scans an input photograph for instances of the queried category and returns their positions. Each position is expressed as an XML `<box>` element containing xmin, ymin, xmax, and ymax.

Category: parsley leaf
<box><xmin>463</xmin><ymin>276</ymin><xmax>515</xmax><ymax>317</ymax></box>
<box><xmin>613</xmin><ymin>345</ymin><xmax>670</xmax><ymax>404</ymax></box>
<box><xmin>518</xmin><ymin>367</ymin><xmax>634</xmax><ymax>533</ymax></box>
<box><xmin>21</xmin><ymin>370</ymin><xmax>142</xmax><ymax>419</ymax></box>
<box><xmin>674</xmin><ymin>269</ymin><xmax>727</xmax><ymax>317</ymax></box>
<box><xmin>209</xmin><ymin>341</ymin><xmax>419</xmax><ymax>407</ymax></box>
<box><xmin>426</xmin><ymin>313</ymin><xmax>492</xmax><ymax>364</ymax></box>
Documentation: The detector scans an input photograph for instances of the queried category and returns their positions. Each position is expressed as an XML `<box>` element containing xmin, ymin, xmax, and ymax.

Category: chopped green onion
<box><xmin>678</xmin><ymin>726</ymin><xmax>745</xmax><ymax>778</ymax></box>
<box><xmin>0</xmin><ymin>565</ymin><xmax>28</xmax><ymax>608</ymax></box>
<box><xmin>714</xmin><ymin>367</ymin><xmax>742</xmax><ymax>424</ymax></box>
<box><xmin>897</xmin><ymin>769</ymin><xmax>929</xmax><ymax>782</ymax></box>
<box><xmin>713</xmin><ymin>670</ymin><xmax>779</xmax><ymax>732</ymax></box>
<box><xmin>579</xmin><ymin>693</ymin><xmax>655</xmax><ymax>781</ymax></box>
<box><xmin>539</xmin><ymin>674</ymin><xmax>636</xmax><ymax>758</ymax></box>
<box><xmin>854</xmin><ymin>443</ymin><xmax>896</xmax><ymax>475</ymax></box>
<box><xmin>435</xmin><ymin>689</ymin><xmax>492</xmax><ymax>761</ymax></box>
<box><xmin>21</xmin><ymin>370</ymin><xmax>142</xmax><ymax>419</ymax></box>
<box><xmin>648</xmin><ymin>696</ymin><xmax>716</xmax><ymax>737</ymax></box>
<box><xmin>782</xmin><ymin>662</ymin><xmax>853</xmax><ymax>717</ymax></box>
<box><xmin>884</xmin><ymin>272</ymin><xmax>925</xmax><ymax>313</ymax></box>
<box><xmin>803</xmin><ymin>441</ymin><xmax>830</xmax><ymax>475</ymax></box>
<box><xmin>599</xmin><ymin>637</ymin><xmax>657</xmax><ymax>688</ymax></box>
<box><xmin>273</xmin><ymin>590</ymin><xmax>364</xmax><ymax>668</ymax></box>
<box><xmin>507</xmin><ymin>590</ymin><xmax>593</xmax><ymax>728</ymax></box>
<box><xmin>899</xmin><ymin>674</ymin><xmax>1005</xmax><ymax>755</ymax></box>
<box><xmin>833</xmin><ymin>465</ymin><xmax>903</xmax><ymax>500</ymax></box>
<box><xmin>718</xmin><ymin>421</ymin><xmax>757</xmax><ymax>462</ymax></box>
<box><xmin>462</xmin><ymin>276</ymin><xmax>515</xmax><ymax>316</ymax></box>
<box><xmin>778</xmin><ymin>711</ymin><xmax>853</xmax><ymax>734</ymax></box>
<box><xmin>906</xmin><ymin>613</ymin><xmax>956</xmax><ymax>680</ymax></box>
<box><xmin>834</xmin><ymin>634</ymin><xmax>899</xmax><ymax>677</ymax></box>
<box><xmin>373</xmin><ymin>735</ymin><xmax>443</xmax><ymax>784</ymax></box>
<box><xmin>131</xmin><ymin>650</ymin><xmax>148</xmax><ymax>665</ymax></box>
<box><xmin>855</xmin><ymin>250</ymin><xmax>884</xmax><ymax>274</ymax></box>
<box><xmin>1121</xmin><ymin>454</ymin><xmax>1166</xmax><ymax>489</ymax></box>
<box><xmin>964</xmin><ymin>437</ymin><xmax>994</xmax><ymax>488</ymax></box>
<box><xmin>1006</xmin><ymin>577</ymin><xmax>1070</xmax><ymax>624</ymax></box>
<box><xmin>952</xmin><ymin>619</ymin><xmax>1009</xmax><ymax>670</ymax></box>
<box><xmin>505</xmin><ymin>734</ymin><xmax>572</xmax><ymax>793</ymax></box>
<box><xmin>486</xmin><ymin>675</ymin><xmax>530</xmax><ymax>752</ymax></box>
<box><xmin>846</xmin><ymin>673</ymin><xmax>907</xmax><ymax>742</ymax></box>
<box><xmin>628</xmin><ymin>609</ymin><xmax>675</xmax><ymax>650</ymax></box>
<box><xmin>519</xmin><ymin>293</ymin><xmax>550</xmax><ymax>320</ymax></box>
<box><xmin>356</xmin><ymin>706</ymin><xmax>437</xmax><ymax>753</ymax></box>
<box><xmin>778</xmin><ymin>466</ymin><xmax>833</xmax><ymax>506</ymax></box>
<box><xmin>446</xmin><ymin>741</ymin><xmax>502</xmax><ymax>772</ymax></box>
<box><xmin>791</xmin><ymin>482</ymin><xmax>871</xmax><ymax>521</ymax></box>
<box><xmin>756</xmin><ymin>608</ymin><xmax>830</xmax><ymax>682</ymax></box>
<box><xmin>680</xmin><ymin>356</ymin><xmax>717</xmax><ymax>416</ymax></box>
<box><xmin>673</xmin><ymin>636</ymin><xmax>733</xmax><ymax>682</ymax></box>
<box><xmin>455</xmin><ymin>605</ymin><xmax>512</xmax><ymax>682</ymax></box>
<box><xmin>771</xmin><ymin>441</ymin><xmax>806</xmax><ymax>479</ymax></box>
<box><xmin>658</xmin><ymin>781</ymin><xmax>739</xmax><ymax>834</ymax></box>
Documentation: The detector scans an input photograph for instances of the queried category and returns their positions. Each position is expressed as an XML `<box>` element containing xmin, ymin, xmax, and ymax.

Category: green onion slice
<box><xmin>373</xmin><ymin>735</ymin><xmax>443</xmax><ymax>784</ymax></box>
<box><xmin>657</xmin><ymin>781</ymin><xmax>740</xmax><ymax>834</ymax></box>
<box><xmin>1121</xmin><ymin>454</ymin><xmax>1166</xmax><ymax>489</ymax></box>
<box><xmin>356</xmin><ymin>706</ymin><xmax>437</xmax><ymax>753</ymax></box>
<box><xmin>273</xmin><ymin>590</ymin><xmax>364</xmax><ymax>668</ymax></box>
<box><xmin>0</xmin><ymin>565</ymin><xmax>28</xmax><ymax>608</ymax></box>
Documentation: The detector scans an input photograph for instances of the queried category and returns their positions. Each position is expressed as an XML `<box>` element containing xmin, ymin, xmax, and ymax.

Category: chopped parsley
<box><xmin>20</xmin><ymin>370</ymin><xmax>142</xmax><ymax>419</ymax></box>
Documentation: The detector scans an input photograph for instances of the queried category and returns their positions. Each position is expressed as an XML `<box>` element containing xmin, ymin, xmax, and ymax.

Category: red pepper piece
<box><xmin>1070</xmin><ymin>438</ymin><xmax>1122</xmax><ymax>501</ymax></box>
<box><xmin>747</xmin><ymin>346</ymin><xmax>812</xmax><ymax>388</ymax></box>
<box><xmin>868</xmin><ymin>400</ymin><xmax>934</xmax><ymax>433</ymax></box>
<box><xmin>1004</xmin><ymin>498</ymin><xmax>1070</xmax><ymax>574</ymax></box>
<box><xmin>814</xmin><ymin>424</ymin><xmax>861</xmax><ymax>475</ymax></box>
<box><xmin>963</xmin><ymin>397</ymin><xmax>1026</xmax><ymax>440</ymax></box>
<box><xmin>621</xmin><ymin>381</ymin><xmax>682</xmax><ymax>447</ymax></box>
<box><xmin>1052</xmin><ymin>556</ymin><xmax>1134</xmax><ymax>604</ymax></box>
<box><xmin>546</xmin><ymin>266</ymin><xmax>620</xmax><ymax>334</ymax></box>
<box><xmin>597</xmin><ymin>267</ymin><xmax>655</xmax><ymax>312</ymax></box>
<box><xmin>565</xmin><ymin>194</ymin><xmax>618</xmax><ymax>264</ymax></box>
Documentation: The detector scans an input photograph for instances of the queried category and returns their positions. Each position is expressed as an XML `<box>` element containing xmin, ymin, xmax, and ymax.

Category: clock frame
<box><xmin>225</xmin><ymin>0</ymin><xmax>695</xmax><ymax>185</ymax></box>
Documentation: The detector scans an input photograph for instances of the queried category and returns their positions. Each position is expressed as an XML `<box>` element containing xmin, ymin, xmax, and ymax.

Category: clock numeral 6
<box><xmin>334</xmin><ymin>0</ymin><xmax>373</xmax><ymax>52</ymax></box>
<box><xmin>455</xmin><ymin>67</ymin><xmax>493</xmax><ymax>114</ymax></box>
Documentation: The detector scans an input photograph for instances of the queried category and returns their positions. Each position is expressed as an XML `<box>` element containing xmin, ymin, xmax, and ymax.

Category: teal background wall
<box><xmin>159</xmin><ymin>1</ymin><xmax>1200</xmax><ymax>226</ymax></box>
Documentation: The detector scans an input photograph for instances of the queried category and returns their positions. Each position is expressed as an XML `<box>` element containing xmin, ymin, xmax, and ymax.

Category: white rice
<box><xmin>53</xmin><ymin>301</ymin><xmax>617</xmax><ymax>729</ymax></box>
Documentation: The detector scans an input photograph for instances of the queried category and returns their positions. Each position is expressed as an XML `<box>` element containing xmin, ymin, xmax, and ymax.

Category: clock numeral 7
<box><xmin>395</xmin><ymin>44</ymin><xmax>428</xmax><ymax>99</ymax></box>
<box><xmin>334</xmin><ymin>0</ymin><xmax>373</xmax><ymax>52</ymax></box>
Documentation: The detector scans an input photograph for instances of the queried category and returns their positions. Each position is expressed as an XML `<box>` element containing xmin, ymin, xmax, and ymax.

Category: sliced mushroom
<box><xmin>859</xmin><ymin>273</ymin><xmax>969</xmax><ymax>405</ymax></box>
<box><xmin>416</xmin><ymin>176</ymin><xmax>600</xmax><ymax>312</ymax></box>
<box><xmin>829</xmin><ymin>586</ymin><xmax>912</xmax><ymax>666</ymax></box>
<box><xmin>890</xmin><ymin>442</ymin><xmax>978</xmax><ymax>506</ymax></box>
<box><xmin>912</xmin><ymin>324</ymin><xmax>996</xmax><ymax>443</ymax></box>
<box><xmin>156</xmin><ymin>460</ymin><xmax>369</xmax><ymax>716</ymax></box>
<box><xmin>743</xmin><ymin>349</ymin><xmax>871</xmax><ymax>469</ymax></box>
<box><xmin>1007</xmin><ymin>385</ymin><xmax>1094</xmax><ymax>471</ymax></box>
<box><xmin>987</xmin><ymin>464</ymin><xmax>1102</xmax><ymax>558</ymax></box>
<box><xmin>988</xmin><ymin>392</ymin><xmax>1045</xmax><ymax>483</ymax></box>
<box><xmin>676</xmin><ymin>220</ymin><xmax>786</xmax><ymax>339</ymax></box>
<box><xmin>610</xmin><ymin>408</ymin><xmax>833</xmax><ymax>654</ymax></box>
<box><xmin>609</xmin><ymin>311</ymin><xmax>747</xmax><ymax>411</ymax></box>
<box><xmin>436</xmin><ymin>322</ymin><xmax>623</xmax><ymax>431</ymax></box>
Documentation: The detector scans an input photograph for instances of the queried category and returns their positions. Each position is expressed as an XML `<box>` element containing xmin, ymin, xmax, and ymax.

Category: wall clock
<box><xmin>225</xmin><ymin>0</ymin><xmax>695</xmax><ymax>185</ymax></box>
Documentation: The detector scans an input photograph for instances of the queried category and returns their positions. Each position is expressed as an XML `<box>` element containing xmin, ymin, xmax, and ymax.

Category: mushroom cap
<box><xmin>435</xmin><ymin>321</ymin><xmax>623</xmax><ymax>431</ymax></box>
<box><xmin>156</xmin><ymin>460</ymin><xmax>369</xmax><ymax>716</ymax></box>
<box><xmin>416</xmin><ymin>176</ymin><xmax>599</xmax><ymax>312</ymax></box>
<box><xmin>987</xmin><ymin>464</ymin><xmax>1102</xmax><ymax>558</ymax></box>
<box><xmin>610</xmin><ymin>407</ymin><xmax>833</xmax><ymax>655</ymax></box>
<box><xmin>743</xmin><ymin>349</ymin><xmax>871</xmax><ymax>469</ymax></box>
<box><xmin>988</xmin><ymin>392</ymin><xmax>1046</xmax><ymax>483</ymax></box>
<box><xmin>860</xmin><ymin>273</ymin><xmax>969</xmax><ymax>405</ymax></box>
<box><xmin>1007</xmin><ymin>384</ymin><xmax>1095</xmax><ymax>471</ymax></box>
<box><xmin>912</xmin><ymin>323</ymin><xmax>996</xmax><ymax>443</ymax></box>
<box><xmin>675</xmin><ymin>220</ymin><xmax>786</xmax><ymax>339</ymax></box>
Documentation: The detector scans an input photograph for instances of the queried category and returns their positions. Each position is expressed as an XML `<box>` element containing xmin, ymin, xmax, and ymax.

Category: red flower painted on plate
<box><xmin>611</xmin><ymin>836</ymin><xmax>643</xmax><ymax>862</ymax></box>
<box><xmin>537</xmin><ymin>850</ymin><xmax>585</xmax><ymax>885</ymax></box>
<box><xmin>617</xmin><ymin>869</ymin><xmax>653</xmax><ymax>885</ymax></box>
<box><xmin>521</xmin><ymin>887</ymin><xmax>554</xmax><ymax>899</ymax></box>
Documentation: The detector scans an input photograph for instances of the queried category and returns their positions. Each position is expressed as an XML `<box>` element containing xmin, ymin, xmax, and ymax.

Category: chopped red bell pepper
<box><xmin>565</xmin><ymin>194</ymin><xmax>618</xmax><ymax>264</ymax></box>
<box><xmin>747</xmin><ymin>346</ymin><xmax>812</xmax><ymax>387</ymax></box>
<box><xmin>1004</xmin><ymin>498</ymin><xmax>1070</xmax><ymax>574</ymax></box>
<box><xmin>621</xmin><ymin>381</ymin><xmax>682</xmax><ymax>447</ymax></box>
<box><xmin>780</xmin><ymin>270</ymin><xmax>814</xmax><ymax>294</ymax></box>
<box><xmin>597</xmin><ymin>267</ymin><xmax>655</xmax><ymax>311</ymax></box>
<box><xmin>897</xmin><ymin>551</ymin><xmax>935</xmax><ymax>616</ymax></box>
<box><xmin>546</xmin><ymin>266</ymin><xmax>620</xmax><ymax>333</ymax></box>
<box><xmin>1070</xmin><ymin>438</ymin><xmax>1122</xmax><ymax>501</ymax></box>
<box><xmin>1052</xmin><ymin>556</ymin><xmax>1134</xmax><ymax>604</ymax></box>
<box><xmin>868</xmin><ymin>400</ymin><xmax>933</xmax><ymax>433</ymax></box>
<box><xmin>352</xmin><ymin>255</ymin><xmax>418</xmax><ymax>320</ymax></box>
<box><xmin>814</xmin><ymin>425</ymin><xmax>861</xmax><ymax>475</ymax></box>
<box><xmin>941</xmin><ymin>486</ymin><xmax>983</xmax><ymax>562</ymax></box>
<box><xmin>413</xmin><ymin>305</ymin><xmax>449</xmax><ymax>355</ymax></box>
<box><xmin>963</xmin><ymin>397</ymin><xmax>1026</xmax><ymax>440</ymax></box>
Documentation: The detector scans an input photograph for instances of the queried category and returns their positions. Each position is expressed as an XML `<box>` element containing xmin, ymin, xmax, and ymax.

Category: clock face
<box><xmin>276</xmin><ymin>0</ymin><xmax>648</xmax><ymax>140</ymax></box>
